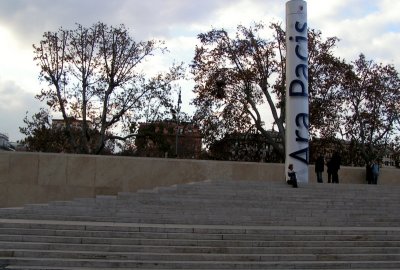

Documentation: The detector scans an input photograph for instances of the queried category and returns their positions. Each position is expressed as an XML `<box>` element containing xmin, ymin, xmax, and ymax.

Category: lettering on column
<box><xmin>288</xmin><ymin>20</ymin><xmax>309</xmax><ymax>165</ymax></box>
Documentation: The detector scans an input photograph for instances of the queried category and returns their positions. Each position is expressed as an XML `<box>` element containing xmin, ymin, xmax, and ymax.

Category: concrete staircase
<box><xmin>0</xmin><ymin>180</ymin><xmax>399</xmax><ymax>269</ymax></box>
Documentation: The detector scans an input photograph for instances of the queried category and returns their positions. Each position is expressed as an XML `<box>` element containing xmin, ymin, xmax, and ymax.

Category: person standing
<box><xmin>315</xmin><ymin>154</ymin><xmax>325</xmax><ymax>183</ymax></box>
<box><xmin>330</xmin><ymin>152</ymin><xmax>341</xmax><ymax>184</ymax></box>
<box><xmin>366</xmin><ymin>162</ymin><xmax>373</xmax><ymax>184</ymax></box>
<box><xmin>327</xmin><ymin>157</ymin><xmax>333</xmax><ymax>183</ymax></box>
<box><xmin>371</xmin><ymin>160</ymin><xmax>380</xmax><ymax>185</ymax></box>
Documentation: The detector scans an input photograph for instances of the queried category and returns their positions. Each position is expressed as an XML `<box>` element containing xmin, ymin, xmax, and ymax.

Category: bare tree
<box><xmin>341</xmin><ymin>54</ymin><xmax>400</xmax><ymax>163</ymax></box>
<box><xmin>32</xmin><ymin>22</ymin><xmax>184</xmax><ymax>154</ymax></box>
<box><xmin>191</xmin><ymin>23</ymin><xmax>283</xmax><ymax>156</ymax></box>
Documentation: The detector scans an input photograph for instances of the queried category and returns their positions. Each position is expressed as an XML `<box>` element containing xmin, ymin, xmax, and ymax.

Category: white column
<box><xmin>285</xmin><ymin>0</ymin><xmax>309</xmax><ymax>183</ymax></box>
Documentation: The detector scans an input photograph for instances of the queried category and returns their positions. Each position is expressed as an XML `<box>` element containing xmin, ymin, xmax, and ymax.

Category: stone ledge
<box><xmin>0</xmin><ymin>151</ymin><xmax>398</xmax><ymax>207</ymax></box>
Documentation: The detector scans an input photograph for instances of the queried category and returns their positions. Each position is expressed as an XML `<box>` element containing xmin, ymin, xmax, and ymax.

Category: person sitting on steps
<box><xmin>286</xmin><ymin>164</ymin><xmax>298</xmax><ymax>188</ymax></box>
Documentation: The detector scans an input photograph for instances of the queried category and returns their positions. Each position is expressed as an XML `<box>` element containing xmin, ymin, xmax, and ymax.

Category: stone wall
<box><xmin>0</xmin><ymin>151</ymin><xmax>399</xmax><ymax>207</ymax></box>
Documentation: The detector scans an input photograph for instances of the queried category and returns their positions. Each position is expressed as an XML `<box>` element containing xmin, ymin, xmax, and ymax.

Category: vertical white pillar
<box><xmin>285</xmin><ymin>0</ymin><xmax>309</xmax><ymax>183</ymax></box>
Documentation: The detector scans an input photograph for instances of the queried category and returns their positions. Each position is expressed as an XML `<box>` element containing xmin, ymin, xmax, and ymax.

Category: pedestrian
<box><xmin>371</xmin><ymin>160</ymin><xmax>380</xmax><ymax>185</ymax></box>
<box><xmin>286</xmin><ymin>164</ymin><xmax>298</xmax><ymax>188</ymax></box>
<box><xmin>327</xmin><ymin>157</ymin><xmax>333</xmax><ymax>183</ymax></box>
<box><xmin>366</xmin><ymin>162</ymin><xmax>373</xmax><ymax>184</ymax></box>
<box><xmin>315</xmin><ymin>154</ymin><xmax>324</xmax><ymax>183</ymax></box>
<box><xmin>330</xmin><ymin>152</ymin><xmax>341</xmax><ymax>183</ymax></box>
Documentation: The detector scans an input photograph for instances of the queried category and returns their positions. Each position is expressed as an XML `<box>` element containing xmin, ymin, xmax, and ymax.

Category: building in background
<box><xmin>382</xmin><ymin>151</ymin><xmax>397</xmax><ymax>167</ymax></box>
<box><xmin>135</xmin><ymin>121</ymin><xmax>202</xmax><ymax>159</ymax></box>
<box><xmin>0</xmin><ymin>132</ymin><xmax>14</xmax><ymax>151</ymax></box>
<box><xmin>52</xmin><ymin>118</ymin><xmax>93</xmax><ymax>130</ymax></box>
<box><xmin>208</xmin><ymin>130</ymin><xmax>283</xmax><ymax>163</ymax></box>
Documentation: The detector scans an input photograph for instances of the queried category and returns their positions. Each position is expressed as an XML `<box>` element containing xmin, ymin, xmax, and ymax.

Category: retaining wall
<box><xmin>0</xmin><ymin>151</ymin><xmax>399</xmax><ymax>207</ymax></box>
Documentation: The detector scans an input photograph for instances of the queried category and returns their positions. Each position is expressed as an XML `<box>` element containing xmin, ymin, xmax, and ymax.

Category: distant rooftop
<box><xmin>0</xmin><ymin>132</ymin><xmax>9</xmax><ymax>140</ymax></box>
<box><xmin>0</xmin><ymin>132</ymin><xmax>14</xmax><ymax>151</ymax></box>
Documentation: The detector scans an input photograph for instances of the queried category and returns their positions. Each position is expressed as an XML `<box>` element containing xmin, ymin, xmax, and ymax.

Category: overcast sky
<box><xmin>0</xmin><ymin>0</ymin><xmax>399</xmax><ymax>141</ymax></box>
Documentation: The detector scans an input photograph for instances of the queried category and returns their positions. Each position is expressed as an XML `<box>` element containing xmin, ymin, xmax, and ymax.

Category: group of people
<box><xmin>315</xmin><ymin>152</ymin><xmax>341</xmax><ymax>183</ymax></box>
<box><xmin>366</xmin><ymin>160</ymin><xmax>380</xmax><ymax>184</ymax></box>
<box><xmin>286</xmin><ymin>152</ymin><xmax>380</xmax><ymax>187</ymax></box>
<box><xmin>315</xmin><ymin>153</ymin><xmax>380</xmax><ymax>184</ymax></box>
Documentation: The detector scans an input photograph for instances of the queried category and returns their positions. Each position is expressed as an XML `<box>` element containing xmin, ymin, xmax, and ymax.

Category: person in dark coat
<box><xmin>315</xmin><ymin>154</ymin><xmax>325</xmax><ymax>183</ymax></box>
<box><xmin>366</xmin><ymin>162</ymin><xmax>373</xmax><ymax>184</ymax></box>
<box><xmin>327</xmin><ymin>158</ymin><xmax>333</xmax><ymax>183</ymax></box>
<box><xmin>330</xmin><ymin>152</ymin><xmax>341</xmax><ymax>184</ymax></box>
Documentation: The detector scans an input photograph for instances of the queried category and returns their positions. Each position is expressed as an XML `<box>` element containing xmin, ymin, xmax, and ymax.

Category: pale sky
<box><xmin>0</xmin><ymin>0</ymin><xmax>399</xmax><ymax>141</ymax></box>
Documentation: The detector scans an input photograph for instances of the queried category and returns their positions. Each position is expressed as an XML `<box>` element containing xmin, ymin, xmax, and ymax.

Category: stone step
<box><xmin>4</xmin><ymin>267</ymin><xmax>400</xmax><ymax>270</ymax></box>
<box><xmin>2</xmin><ymin>241</ymin><xmax>400</xmax><ymax>254</ymax></box>
<box><xmin>5</xmin><ymin>204</ymin><xmax>399</xmax><ymax>215</ymax></box>
<box><xmin>2</xmin><ymin>249</ymin><xmax>400</xmax><ymax>262</ymax></box>
<box><xmin>0</xmin><ymin>217</ymin><xmax>398</xmax><ymax>228</ymax></box>
<box><xmin>2</xmin><ymin>228</ymin><xmax>400</xmax><ymax>241</ymax></box>
<box><xmin>2</xmin><ymin>199</ymin><xmax>399</xmax><ymax>214</ymax></box>
<box><xmin>16</xmin><ymin>199</ymin><xmax>400</xmax><ymax>211</ymax></box>
<box><xmin>4</xmin><ymin>265</ymin><xmax>400</xmax><ymax>270</ymax></box>
<box><xmin>7</xmin><ymin>190</ymin><xmax>400</xmax><ymax>207</ymax></box>
<box><xmin>3</xmin><ymin>210</ymin><xmax>399</xmax><ymax>223</ymax></box>
<box><xmin>2</xmin><ymin>234</ymin><xmax>400</xmax><ymax>248</ymax></box>
<box><xmin>2</xmin><ymin>257</ymin><xmax>400</xmax><ymax>269</ymax></box>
